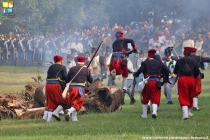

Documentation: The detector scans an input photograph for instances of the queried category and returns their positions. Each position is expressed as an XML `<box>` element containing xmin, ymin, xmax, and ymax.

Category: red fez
<box><xmin>53</xmin><ymin>55</ymin><xmax>63</xmax><ymax>62</ymax></box>
<box><xmin>190</xmin><ymin>48</ymin><xmax>197</xmax><ymax>53</ymax></box>
<box><xmin>184</xmin><ymin>47</ymin><xmax>192</xmax><ymax>54</ymax></box>
<box><xmin>115</xmin><ymin>30</ymin><xmax>124</xmax><ymax>38</ymax></box>
<box><xmin>116</xmin><ymin>30</ymin><xmax>123</xmax><ymax>34</ymax></box>
<box><xmin>148</xmin><ymin>49</ymin><xmax>156</xmax><ymax>58</ymax></box>
<box><xmin>77</xmin><ymin>56</ymin><xmax>86</xmax><ymax>64</ymax></box>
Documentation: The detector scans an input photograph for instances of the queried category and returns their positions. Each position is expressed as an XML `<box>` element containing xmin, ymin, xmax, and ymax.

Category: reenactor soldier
<box><xmin>33</xmin><ymin>37</ymin><xmax>40</xmax><ymax>65</ymax></box>
<box><xmin>10</xmin><ymin>37</ymin><xmax>17</xmax><ymax>65</ymax></box>
<box><xmin>163</xmin><ymin>47</ymin><xmax>177</xmax><ymax>104</ymax></box>
<box><xmin>90</xmin><ymin>47</ymin><xmax>106</xmax><ymax>80</ymax></box>
<box><xmin>43</xmin><ymin>55</ymin><xmax>68</xmax><ymax>122</ymax></box>
<box><xmin>134</xmin><ymin>49</ymin><xmax>170</xmax><ymax>119</ymax></box>
<box><xmin>3</xmin><ymin>36</ymin><xmax>11</xmax><ymax>65</ymax></box>
<box><xmin>51</xmin><ymin>35</ymin><xmax>58</xmax><ymax>56</ymax></box>
<box><xmin>17</xmin><ymin>35</ymin><xmax>26</xmax><ymax>66</ymax></box>
<box><xmin>26</xmin><ymin>36</ymin><xmax>34</xmax><ymax>66</ymax></box>
<box><xmin>64</xmin><ymin>56</ymin><xmax>93</xmax><ymax>122</ymax></box>
<box><xmin>189</xmin><ymin>47</ymin><xmax>210</xmax><ymax>111</ymax></box>
<box><xmin>60</xmin><ymin>37</ymin><xmax>68</xmax><ymax>65</ymax></box>
<box><xmin>44</xmin><ymin>37</ymin><xmax>52</xmax><ymax>64</ymax></box>
<box><xmin>39</xmin><ymin>36</ymin><xmax>45</xmax><ymax>65</ymax></box>
<box><xmin>0</xmin><ymin>35</ymin><xmax>4</xmax><ymax>65</ymax></box>
<box><xmin>13</xmin><ymin>35</ymin><xmax>19</xmax><ymax>65</ymax></box>
<box><xmin>173</xmin><ymin>47</ymin><xmax>200</xmax><ymax>120</ymax></box>
<box><xmin>109</xmin><ymin>30</ymin><xmax>138</xmax><ymax>93</ymax></box>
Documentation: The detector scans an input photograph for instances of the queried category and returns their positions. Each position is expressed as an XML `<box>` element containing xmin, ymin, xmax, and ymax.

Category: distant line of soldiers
<box><xmin>0</xmin><ymin>33</ymin><xmax>107</xmax><ymax>66</ymax></box>
<box><xmin>0</xmin><ymin>35</ymin><xmax>50</xmax><ymax>66</ymax></box>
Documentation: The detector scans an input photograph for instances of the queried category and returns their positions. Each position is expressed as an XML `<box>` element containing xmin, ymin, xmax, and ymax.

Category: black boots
<box><xmin>130</xmin><ymin>97</ymin><xmax>136</xmax><ymax>104</ymax></box>
<box><xmin>167</xmin><ymin>101</ymin><xmax>173</xmax><ymax>104</ymax></box>
<box><xmin>147</xmin><ymin>105</ymin><xmax>151</xmax><ymax>114</ymax></box>
<box><xmin>121</xmin><ymin>98</ymin><xmax>125</xmax><ymax>105</ymax></box>
<box><xmin>121</xmin><ymin>97</ymin><xmax>136</xmax><ymax>105</ymax></box>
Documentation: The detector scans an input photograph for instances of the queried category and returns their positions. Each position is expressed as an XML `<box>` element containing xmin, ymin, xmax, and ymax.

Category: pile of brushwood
<box><xmin>0</xmin><ymin>79</ymin><xmax>124</xmax><ymax>120</ymax></box>
<box><xmin>0</xmin><ymin>83</ymin><xmax>45</xmax><ymax>120</ymax></box>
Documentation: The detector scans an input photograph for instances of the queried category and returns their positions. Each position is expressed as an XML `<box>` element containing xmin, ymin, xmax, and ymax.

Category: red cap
<box><xmin>77</xmin><ymin>56</ymin><xmax>86</xmax><ymax>64</ymax></box>
<box><xmin>148</xmin><ymin>49</ymin><xmax>156</xmax><ymax>58</ymax></box>
<box><xmin>116</xmin><ymin>30</ymin><xmax>123</xmax><ymax>34</ymax></box>
<box><xmin>184</xmin><ymin>47</ymin><xmax>193</xmax><ymax>54</ymax></box>
<box><xmin>190</xmin><ymin>48</ymin><xmax>197</xmax><ymax>53</ymax></box>
<box><xmin>53</xmin><ymin>55</ymin><xmax>63</xmax><ymax>62</ymax></box>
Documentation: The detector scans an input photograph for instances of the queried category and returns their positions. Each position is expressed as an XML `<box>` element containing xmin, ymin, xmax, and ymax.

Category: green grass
<box><xmin>0</xmin><ymin>66</ymin><xmax>48</xmax><ymax>94</ymax></box>
<box><xmin>0</xmin><ymin>66</ymin><xmax>210</xmax><ymax>140</ymax></box>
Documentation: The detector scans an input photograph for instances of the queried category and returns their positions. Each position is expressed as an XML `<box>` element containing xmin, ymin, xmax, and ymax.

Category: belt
<box><xmin>47</xmin><ymin>80</ymin><xmax>60</xmax><ymax>84</ymax></box>
<box><xmin>70</xmin><ymin>82</ymin><xmax>85</xmax><ymax>87</ymax></box>
<box><xmin>149</xmin><ymin>77</ymin><xmax>160</xmax><ymax>81</ymax></box>
<box><xmin>113</xmin><ymin>52</ymin><xmax>126</xmax><ymax>54</ymax></box>
<box><xmin>112</xmin><ymin>52</ymin><xmax>126</xmax><ymax>58</ymax></box>
<box><xmin>69</xmin><ymin>86</ymin><xmax>84</xmax><ymax>97</ymax></box>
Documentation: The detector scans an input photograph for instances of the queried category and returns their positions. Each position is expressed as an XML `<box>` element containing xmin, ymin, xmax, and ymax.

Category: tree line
<box><xmin>0</xmin><ymin>0</ymin><xmax>210</xmax><ymax>34</ymax></box>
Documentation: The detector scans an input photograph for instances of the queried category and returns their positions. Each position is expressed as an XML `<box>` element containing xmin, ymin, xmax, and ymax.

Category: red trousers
<box><xmin>109</xmin><ymin>58</ymin><xmax>128</xmax><ymax>77</ymax></box>
<box><xmin>46</xmin><ymin>84</ymin><xmax>68</xmax><ymax>110</ymax></box>
<box><xmin>141</xmin><ymin>80</ymin><xmax>161</xmax><ymax>105</ymax></box>
<box><xmin>195</xmin><ymin>75</ymin><xmax>202</xmax><ymax>96</ymax></box>
<box><xmin>177</xmin><ymin>76</ymin><xmax>195</xmax><ymax>107</ymax></box>
<box><xmin>66</xmin><ymin>86</ymin><xmax>85</xmax><ymax>111</ymax></box>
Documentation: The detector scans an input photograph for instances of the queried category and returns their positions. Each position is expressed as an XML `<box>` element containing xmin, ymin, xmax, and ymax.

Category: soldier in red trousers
<box><xmin>173</xmin><ymin>47</ymin><xmax>200</xmax><ymax>120</ymax></box>
<box><xmin>133</xmin><ymin>49</ymin><xmax>170</xmax><ymax>119</ymax></box>
<box><xmin>44</xmin><ymin>55</ymin><xmax>68</xmax><ymax>122</ymax></box>
<box><xmin>188</xmin><ymin>47</ymin><xmax>210</xmax><ymax>111</ymax></box>
<box><xmin>65</xmin><ymin>56</ymin><xmax>93</xmax><ymax>122</ymax></box>
<box><xmin>109</xmin><ymin>30</ymin><xmax>138</xmax><ymax>93</ymax></box>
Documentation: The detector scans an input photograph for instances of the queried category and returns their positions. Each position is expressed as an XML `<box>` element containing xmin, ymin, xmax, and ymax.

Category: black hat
<box><xmin>106</xmin><ymin>47</ymin><xmax>112</xmax><ymax>52</ymax></box>
<box><xmin>164</xmin><ymin>47</ymin><xmax>172</xmax><ymax>56</ymax></box>
<box><xmin>91</xmin><ymin>47</ymin><xmax>97</xmax><ymax>53</ymax></box>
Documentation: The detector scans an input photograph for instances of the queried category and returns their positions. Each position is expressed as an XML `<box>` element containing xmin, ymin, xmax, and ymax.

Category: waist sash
<box><xmin>148</xmin><ymin>77</ymin><xmax>160</xmax><ymax>81</ymax></box>
<box><xmin>112</xmin><ymin>52</ymin><xmax>126</xmax><ymax>58</ymax></box>
<box><xmin>69</xmin><ymin>86</ymin><xmax>84</xmax><ymax>97</ymax></box>
<box><xmin>70</xmin><ymin>82</ymin><xmax>85</xmax><ymax>87</ymax></box>
<box><xmin>47</xmin><ymin>80</ymin><xmax>60</xmax><ymax>84</ymax></box>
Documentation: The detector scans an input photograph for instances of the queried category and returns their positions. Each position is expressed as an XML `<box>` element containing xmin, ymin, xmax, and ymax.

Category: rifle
<box><xmin>87</xmin><ymin>41</ymin><xmax>103</xmax><ymax>68</ymax></box>
<box><xmin>170</xmin><ymin>47</ymin><xmax>180</xmax><ymax>59</ymax></box>
<box><xmin>168</xmin><ymin>46</ymin><xmax>180</xmax><ymax>93</ymax></box>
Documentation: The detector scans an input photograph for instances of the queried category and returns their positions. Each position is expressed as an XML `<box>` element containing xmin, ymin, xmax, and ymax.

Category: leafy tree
<box><xmin>0</xmin><ymin>0</ymin><xmax>210</xmax><ymax>34</ymax></box>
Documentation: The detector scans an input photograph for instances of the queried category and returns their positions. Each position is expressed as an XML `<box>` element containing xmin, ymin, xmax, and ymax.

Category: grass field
<box><xmin>0</xmin><ymin>66</ymin><xmax>210</xmax><ymax>140</ymax></box>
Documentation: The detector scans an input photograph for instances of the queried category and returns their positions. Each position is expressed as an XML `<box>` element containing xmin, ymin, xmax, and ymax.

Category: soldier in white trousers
<box><xmin>121</xmin><ymin>58</ymin><xmax>136</xmax><ymax>105</ymax></box>
<box><xmin>163</xmin><ymin>48</ymin><xmax>177</xmax><ymax>104</ymax></box>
